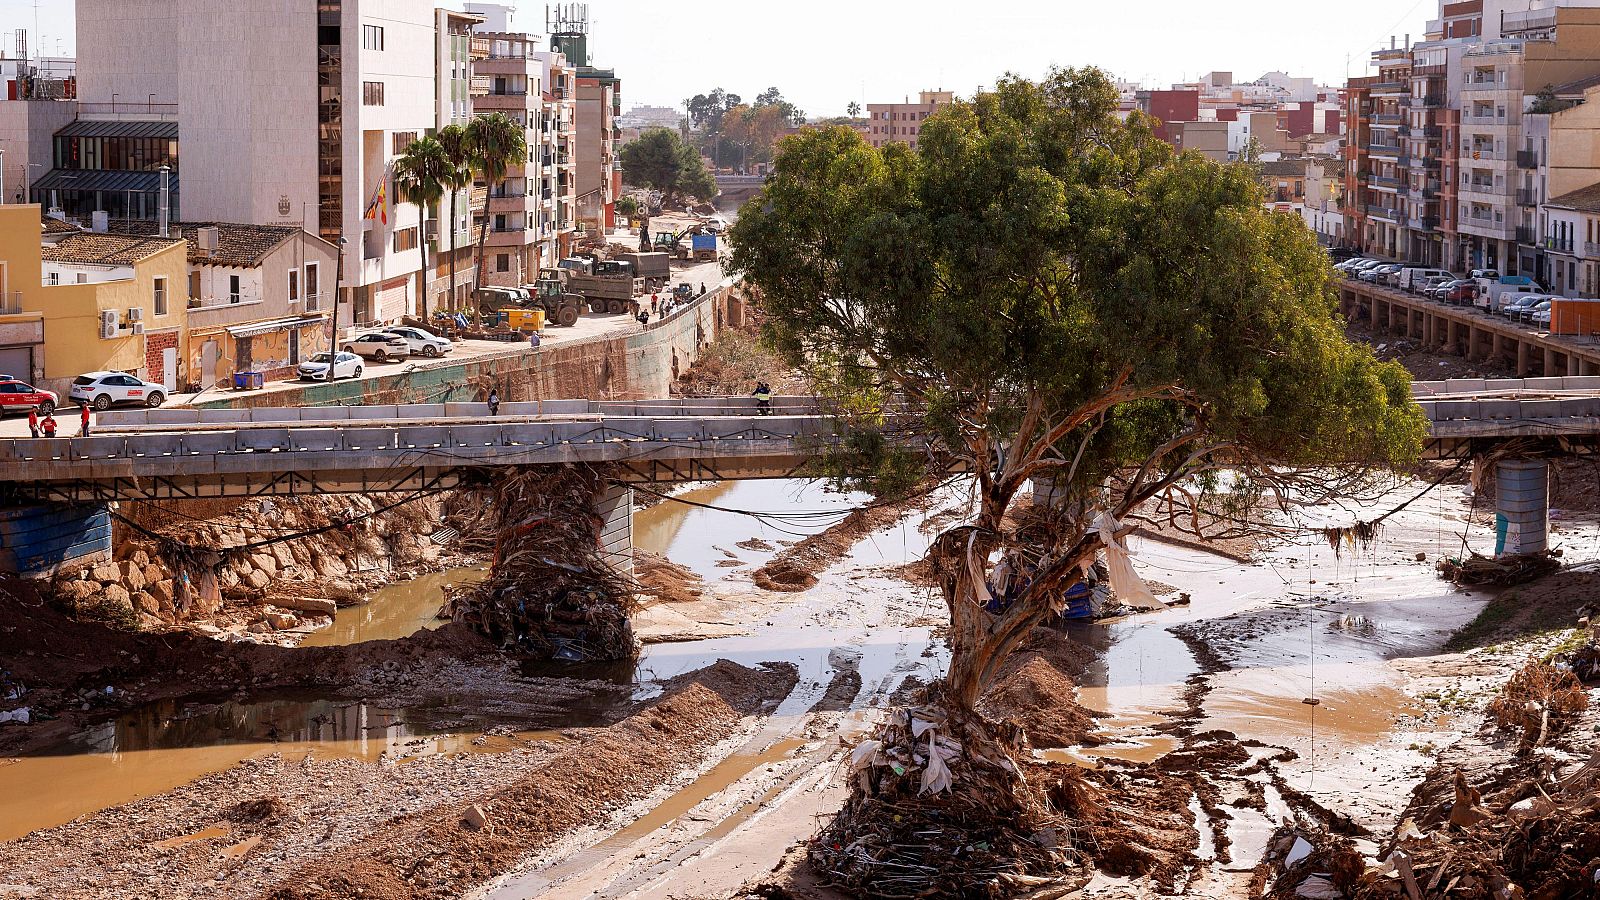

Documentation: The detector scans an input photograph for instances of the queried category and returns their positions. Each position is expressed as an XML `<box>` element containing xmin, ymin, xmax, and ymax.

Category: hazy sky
<box><xmin>1</xmin><ymin>0</ymin><xmax>1437</xmax><ymax>115</ymax></box>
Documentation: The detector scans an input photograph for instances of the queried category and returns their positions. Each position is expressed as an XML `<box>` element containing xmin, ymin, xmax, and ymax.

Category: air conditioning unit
<box><xmin>424</xmin><ymin>219</ymin><xmax>439</xmax><ymax>241</ymax></box>
<box><xmin>99</xmin><ymin>309</ymin><xmax>119</xmax><ymax>340</ymax></box>
<box><xmin>130</xmin><ymin>323</ymin><xmax>146</xmax><ymax>336</ymax></box>
<box><xmin>128</xmin><ymin>307</ymin><xmax>144</xmax><ymax>322</ymax></box>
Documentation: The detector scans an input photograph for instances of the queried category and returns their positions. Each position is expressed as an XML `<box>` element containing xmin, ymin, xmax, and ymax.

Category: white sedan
<box><xmin>69</xmin><ymin>371</ymin><xmax>166</xmax><ymax>410</ymax></box>
<box><xmin>297</xmin><ymin>352</ymin><xmax>363</xmax><ymax>381</ymax></box>
<box><xmin>383</xmin><ymin>326</ymin><xmax>454</xmax><ymax>358</ymax></box>
<box><xmin>343</xmin><ymin>332</ymin><xmax>411</xmax><ymax>361</ymax></box>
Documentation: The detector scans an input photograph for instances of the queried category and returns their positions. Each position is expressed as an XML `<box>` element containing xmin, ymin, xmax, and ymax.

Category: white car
<box><xmin>297</xmin><ymin>351</ymin><xmax>363</xmax><ymax>381</ymax></box>
<box><xmin>382</xmin><ymin>326</ymin><xmax>453</xmax><ymax>358</ymax></box>
<box><xmin>69</xmin><ymin>371</ymin><xmax>166</xmax><ymax>410</ymax></box>
<box><xmin>343</xmin><ymin>332</ymin><xmax>411</xmax><ymax>361</ymax></box>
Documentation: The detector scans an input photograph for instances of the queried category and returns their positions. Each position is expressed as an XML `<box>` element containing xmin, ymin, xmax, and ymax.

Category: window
<box><xmin>362</xmin><ymin>24</ymin><xmax>384</xmax><ymax>51</ymax></box>
<box><xmin>288</xmin><ymin>268</ymin><xmax>300</xmax><ymax>304</ymax></box>
<box><xmin>188</xmin><ymin>271</ymin><xmax>200</xmax><ymax>301</ymax></box>
<box><xmin>393</xmin><ymin>132</ymin><xmax>417</xmax><ymax>154</ymax></box>
<box><xmin>153</xmin><ymin>277</ymin><xmax>168</xmax><ymax>316</ymax></box>
<box><xmin>496</xmin><ymin>253</ymin><xmax>510</xmax><ymax>273</ymax></box>
<box><xmin>46</xmin><ymin>272</ymin><xmax>59</xmax><ymax>286</ymax></box>
<box><xmin>228</xmin><ymin>275</ymin><xmax>241</xmax><ymax>304</ymax></box>
<box><xmin>363</xmin><ymin>81</ymin><xmax>385</xmax><ymax>106</ymax></box>
<box><xmin>393</xmin><ymin>227</ymin><xmax>419</xmax><ymax>253</ymax></box>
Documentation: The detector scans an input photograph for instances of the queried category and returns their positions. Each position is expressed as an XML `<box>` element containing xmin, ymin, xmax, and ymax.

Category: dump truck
<box><xmin>691</xmin><ymin>233</ymin><xmax>719</xmax><ymax>261</ymax></box>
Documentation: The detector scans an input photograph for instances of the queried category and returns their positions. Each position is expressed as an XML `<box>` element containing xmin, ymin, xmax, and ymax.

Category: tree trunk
<box><xmin>446</xmin><ymin>188</ymin><xmax>459</xmax><ymax>314</ymax></box>
<box><xmin>417</xmin><ymin>202</ymin><xmax>431</xmax><ymax>322</ymax></box>
<box><xmin>472</xmin><ymin>179</ymin><xmax>494</xmax><ymax>296</ymax></box>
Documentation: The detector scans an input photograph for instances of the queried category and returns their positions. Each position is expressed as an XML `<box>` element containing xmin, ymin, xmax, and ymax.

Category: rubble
<box><xmin>445</xmin><ymin>465</ymin><xmax>638</xmax><ymax>662</ymax></box>
<box><xmin>1485</xmin><ymin>658</ymin><xmax>1589</xmax><ymax>749</ymax></box>
<box><xmin>1435</xmin><ymin>552</ymin><xmax>1561</xmax><ymax>587</ymax></box>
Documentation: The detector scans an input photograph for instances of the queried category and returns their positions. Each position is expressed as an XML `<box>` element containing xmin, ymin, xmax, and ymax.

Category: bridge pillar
<box><xmin>1423</xmin><ymin>314</ymin><xmax>1436</xmax><ymax>348</ymax></box>
<box><xmin>594</xmin><ymin>483</ymin><xmax>634</xmax><ymax>578</ymax></box>
<box><xmin>1493</xmin><ymin>333</ymin><xmax>1509</xmax><ymax>364</ymax></box>
<box><xmin>1517</xmin><ymin>340</ymin><xmax>1531</xmax><ymax>376</ymax></box>
<box><xmin>1545</xmin><ymin>347</ymin><xmax>1559</xmax><ymax>376</ymax></box>
<box><xmin>1495</xmin><ymin>459</ymin><xmax>1550</xmax><ymax>557</ymax></box>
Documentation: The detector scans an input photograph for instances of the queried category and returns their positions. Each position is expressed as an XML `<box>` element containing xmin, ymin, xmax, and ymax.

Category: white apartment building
<box><xmin>65</xmin><ymin>0</ymin><xmax>474</xmax><ymax>326</ymax></box>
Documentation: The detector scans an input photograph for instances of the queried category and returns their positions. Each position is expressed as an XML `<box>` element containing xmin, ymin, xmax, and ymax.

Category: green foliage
<box><xmin>847</xmin><ymin>101</ymin><xmax>862</xmax><ymax>118</ymax></box>
<box><xmin>686</xmin><ymin>86</ymin><xmax>803</xmax><ymax>168</ymax></box>
<box><xmin>731</xmin><ymin>68</ymin><xmax>1425</xmax><ymax>520</ymax></box>
<box><xmin>466</xmin><ymin>112</ymin><xmax>529</xmax><ymax>186</ymax></box>
<box><xmin>621</xmin><ymin>128</ymin><xmax>716</xmax><ymax>205</ymax></box>
<box><xmin>616</xmin><ymin>195</ymin><xmax>641</xmax><ymax>219</ymax></box>
<box><xmin>393</xmin><ymin>135</ymin><xmax>451</xmax><ymax>317</ymax></box>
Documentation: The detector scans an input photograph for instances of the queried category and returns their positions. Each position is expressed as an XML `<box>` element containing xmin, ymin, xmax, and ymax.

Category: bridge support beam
<box><xmin>1496</xmin><ymin>459</ymin><xmax>1550</xmax><ymax>558</ymax></box>
<box><xmin>1545</xmin><ymin>347</ymin><xmax>1560</xmax><ymax>376</ymax></box>
<box><xmin>1517</xmin><ymin>340</ymin><xmax>1531</xmax><ymax>376</ymax></box>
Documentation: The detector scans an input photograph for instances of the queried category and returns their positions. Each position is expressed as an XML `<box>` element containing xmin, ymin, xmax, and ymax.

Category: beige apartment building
<box><xmin>866</xmin><ymin>91</ymin><xmax>954</xmax><ymax>150</ymax></box>
<box><xmin>55</xmin><ymin>0</ymin><xmax>489</xmax><ymax>328</ymax></box>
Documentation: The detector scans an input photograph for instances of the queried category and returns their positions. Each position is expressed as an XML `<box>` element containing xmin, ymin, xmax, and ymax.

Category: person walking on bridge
<box><xmin>78</xmin><ymin>401</ymin><xmax>91</xmax><ymax>437</ymax></box>
<box><xmin>752</xmin><ymin>381</ymin><xmax>773</xmax><ymax>416</ymax></box>
<box><xmin>26</xmin><ymin>406</ymin><xmax>38</xmax><ymax>439</ymax></box>
<box><xmin>487</xmin><ymin>388</ymin><xmax>501</xmax><ymax>417</ymax></box>
<box><xmin>39</xmin><ymin>413</ymin><xmax>57</xmax><ymax>438</ymax></box>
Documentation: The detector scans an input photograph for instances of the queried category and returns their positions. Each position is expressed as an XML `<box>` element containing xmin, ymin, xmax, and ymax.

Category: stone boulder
<box><xmin>273</xmin><ymin>596</ymin><xmax>337</xmax><ymax>616</ymax></box>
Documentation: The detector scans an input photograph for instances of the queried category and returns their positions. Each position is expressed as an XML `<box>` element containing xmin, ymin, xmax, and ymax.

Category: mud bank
<box><xmin>0</xmin><ymin>660</ymin><xmax>794</xmax><ymax>900</ymax></box>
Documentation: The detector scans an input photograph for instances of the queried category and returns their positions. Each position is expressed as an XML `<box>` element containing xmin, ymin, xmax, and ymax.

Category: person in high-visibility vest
<box><xmin>752</xmin><ymin>382</ymin><xmax>772</xmax><ymax>416</ymax></box>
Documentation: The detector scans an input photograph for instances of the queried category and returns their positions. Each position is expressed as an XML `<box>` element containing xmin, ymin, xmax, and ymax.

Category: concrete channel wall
<box><xmin>1340</xmin><ymin>282</ymin><xmax>1600</xmax><ymax>378</ymax></box>
<box><xmin>192</xmin><ymin>279</ymin><xmax>750</xmax><ymax>411</ymax></box>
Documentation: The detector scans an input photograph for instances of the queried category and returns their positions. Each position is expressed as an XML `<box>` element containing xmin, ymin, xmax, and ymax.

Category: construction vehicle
<box><xmin>529</xmin><ymin>272</ymin><xmax>584</xmax><ymax>327</ymax></box>
<box><xmin>653</xmin><ymin>226</ymin><xmax>696</xmax><ymax>261</ymax></box>
<box><xmin>476</xmin><ymin>280</ymin><xmax>583</xmax><ymax>329</ymax></box>
<box><xmin>691</xmin><ymin>233</ymin><xmax>719</xmax><ymax>262</ymax></box>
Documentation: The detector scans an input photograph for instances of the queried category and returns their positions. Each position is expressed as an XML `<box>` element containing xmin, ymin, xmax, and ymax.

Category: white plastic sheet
<box><xmin>1094</xmin><ymin>512</ymin><xmax>1166</xmax><ymax>611</ymax></box>
<box><xmin>919</xmin><ymin>732</ymin><xmax>954</xmax><ymax>795</ymax></box>
<box><xmin>849</xmin><ymin>739</ymin><xmax>883</xmax><ymax>773</ymax></box>
<box><xmin>966</xmin><ymin>533</ymin><xmax>994</xmax><ymax>608</ymax></box>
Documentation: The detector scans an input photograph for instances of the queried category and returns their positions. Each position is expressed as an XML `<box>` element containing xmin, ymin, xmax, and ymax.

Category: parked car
<box><xmin>1519</xmin><ymin>298</ymin><xmax>1554</xmax><ymax>324</ymax></box>
<box><xmin>1399</xmin><ymin>268</ymin><xmax>1454</xmax><ymax>292</ymax></box>
<box><xmin>343</xmin><ymin>332</ymin><xmax>411</xmax><ymax>361</ymax></box>
<box><xmin>0</xmin><ymin>380</ymin><xmax>57</xmax><ymax>416</ymax></box>
<box><xmin>1447</xmin><ymin>281</ymin><xmax>1481</xmax><ymax>306</ymax></box>
<box><xmin>69</xmin><ymin>371</ymin><xmax>166</xmax><ymax>411</ymax></box>
<box><xmin>297</xmin><ymin>351</ymin><xmax>363</xmax><ymax>381</ymax></box>
<box><xmin>1342</xmin><ymin>258</ymin><xmax>1382</xmax><ymax>273</ymax></box>
<box><xmin>1417</xmin><ymin>275</ymin><xmax>1454</xmax><ymax>297</ymax></box>
<box><xmin>1532</xmin><ymin>302</ymin><xmax>1556</xmax><ymax>328</ymax></box>
<box><xmin>1501</xmin><ymin>294</ymin><xmax>1545</xmax><ymax>320</ymax></box>
<box><xmin>1425</xmin><ymin>279</ymin><xmax>1463</xmax><ymax>301</ymax></box>
<box><xmin>1361</xmin><ymin>264</ymin><xmax>1402</xmax><ymax>283</ymax></box>
<box><xmin>382</xmin><ymin>326</ymin><xmax>453</xmax><ymax>358</ymax></box>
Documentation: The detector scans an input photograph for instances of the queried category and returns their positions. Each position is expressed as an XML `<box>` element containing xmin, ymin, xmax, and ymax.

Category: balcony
<box><xmin>475</xmin><ymin>92</ymin><xmax>531</xmax><ymax>111</ymax></box>
<box><xmin>1366</xmin><ymin>203</ymin><xmax>1400</xmax><ymax>221</ymax></box>
<box><xmin>470</xmin><ymin>37</ymin><xmax>491</xmax><ymax>60</ymax></box>
<box><xmin>1461</xmin><ymin>115</ymin><xmax>1506</xmax><ymax>126</ymax></box>
<box><xmin>1545</xmin><ymin>237</ymin><xmax>1576</xmax><ymax>254</ymax></box>
<box><xmin>1517</xmin><ymin>149</ymin><xmax>1540</xmax><ymax>169</ymax></box>
<box><xmin>0</xmin><ymin>292</ymin><xmax>25</xmax><ymax>316</ymax></box>
<box><xmin>1410</xmin><ymin>94</ymin><xmax>1446</xmax><ymax>109</ymax></box>
<box><xmin>1373</xmin><ymin>113</ymin><xmax>1405</xmax><ymax>126</ymax></box>
<box><xmin>1367</xmin><ymin>142</ymin><xmax>1403</xmax><ymax>158</ymax></box>
<box><xmin>488</xmin><ymin>193</ymin><xmax>532</xmax><ymax>213</ymax></box>
<box><xmin>1587</xmin><ymin>242</ymin><xmax>1600</xmax><ymax>258</ymax></box>
<box><xmin>1369</xmin><ymin>80</ymin><xmax>1407</xmax><ymax>94</ymax></box>
<box><xmin>1516</xmin><ymin>188</ymin><xmax>1536</xmax><ymax>206</ymax></box>
<box><xmin>1516</xmin><ymin>226</ymin><xmax>1538</xmax><ymax>244</ymax></box>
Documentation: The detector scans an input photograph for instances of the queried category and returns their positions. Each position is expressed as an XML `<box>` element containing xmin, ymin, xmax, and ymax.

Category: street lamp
<box><xmin>328</xmin><ymin>236</ymin><xmax>348</xmax><ymax>382</ymax></box>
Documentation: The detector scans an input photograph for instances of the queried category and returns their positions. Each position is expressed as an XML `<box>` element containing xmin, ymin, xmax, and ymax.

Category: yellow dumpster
<box><xmin>505</xmin><ymin>309</ymin><xmax>546</xmax><ymax>331</ymax></box>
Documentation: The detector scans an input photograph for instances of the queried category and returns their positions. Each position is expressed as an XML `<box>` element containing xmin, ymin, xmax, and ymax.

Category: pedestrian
<box><xmin>651</xmin><ymin>295</ymin><xmax>659</xmax><ymax>316</ymax></box>
<box><xmin>752</xmin><ymin>381</ymin><xmax>773</xmax><ymax>416</ymax></box>
<box><xmin>636</xmin><ymin>311</ymin><xmax>649</xmax><ymax>327</ymax></box>
<box><xmin>78</xmin><ymin>401</ymin><xmax>91</xmax><ymax>437</ymax></box>
<box><xmin>39</xmin><ymin>413</ymin><xmax>57</xmax><ymax>438</ymax></box>
<box><xmin>528</xmin><ymin>329</ymin><xmax>542</xmax><ymax>349</ymax></box>
<box><xmin>26</xmin><ymin>406</ymin><xmax>38</xmax><ymax>439</ymax></box>
<box><xmin>487</xmin><ymin>388</ymin><xmax>500</xmax><ymax>417</ymax></box>
<box><xmin>700</xmin><ymin>282</ymin><xmax>707</xmax><ymax>296</ymax></box>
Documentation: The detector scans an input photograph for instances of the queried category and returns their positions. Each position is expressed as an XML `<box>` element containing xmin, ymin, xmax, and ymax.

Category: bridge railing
<box><xmin>96</xmin><ymin>397</ymin><xmax>827</xmax><ymax>430</ymax></box>
<box><xmin>0</xmin><ymin>415</ymin><xmax>841</xmax><ymax>466</ymax></box>
<box><xmin>1412</xmin><ymin>376</ymin><xmax>1600</xmax><ymax>397</ymax></box>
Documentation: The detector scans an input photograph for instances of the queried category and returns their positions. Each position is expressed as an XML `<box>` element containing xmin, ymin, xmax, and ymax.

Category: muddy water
<box><xmin>299</xmin><ymin>567</ymin><xmax>485</xmax><ymax>647</ymax></box>
<box><xmin>0</xmin><ymin>695</ymin><xmax>562</xmax><ymax>843</ymax></box>
<box><xmin>633</xmin><ymin>479</ymin><xmax>870</xmax><ymax>580</ymax></box>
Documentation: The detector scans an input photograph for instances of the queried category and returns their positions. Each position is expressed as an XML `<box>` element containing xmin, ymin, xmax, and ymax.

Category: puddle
<box><xmin>0</xmin><ymin>694</ymin><xmax>568</xmax><ymax>843</ymax></box>
<box><xmin>151</xmin><ymin>824</ymin><xmax>231</xmax><ymax>849</ymax></box>
<box><xmin>299</xmin><ymin>567</ymin><xmax>484</xmax><ymax>647</ymax></box>
<box><xmin>633</xmin><ymin>480</ymin><xmax>869</xmax><ymax>581</ymax></box>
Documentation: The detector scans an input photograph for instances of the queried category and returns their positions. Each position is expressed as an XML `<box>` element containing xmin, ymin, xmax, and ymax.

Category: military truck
<box><xmin>529</xmin><ymin>272</ymin><xmax>584</xmax><ymax>327</ymax></box>
<box><xmin>557</xmin><ymin>257</ymin><xmax>644</xmax><ymax>314</ymax></box>
<box><xmin>616</xmin><ymin>252</ymin><xmax>671</xmax><ymax>292</ymax></box>
<box><xmin>475</xmin><ymin>281</ymin><xmax>583</xmax><ymax>328</ymax></box>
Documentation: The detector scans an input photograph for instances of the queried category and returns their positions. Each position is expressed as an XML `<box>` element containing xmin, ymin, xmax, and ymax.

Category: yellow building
<box><xmin>0</xmin><ymin>204</ymin><xmax>188</xmax><ymax>395</ymax></box>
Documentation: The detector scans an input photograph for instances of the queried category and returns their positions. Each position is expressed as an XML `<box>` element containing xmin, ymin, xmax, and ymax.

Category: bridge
<box><xmin>713</xmin><ymin>174</ymin><xmax>766</xmax><ymax>209</ymax></box>
<box><xmin>0</xmin><ymin>380</ymin><xmax>1598</xmax><ymax>577</ymax></box>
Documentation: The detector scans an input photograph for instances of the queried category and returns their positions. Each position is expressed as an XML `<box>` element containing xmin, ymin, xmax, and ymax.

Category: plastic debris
<box><xmin>1094</xmin><ymin>512</ymin><xmax>1165</xmax><ymax>611</ymax></box>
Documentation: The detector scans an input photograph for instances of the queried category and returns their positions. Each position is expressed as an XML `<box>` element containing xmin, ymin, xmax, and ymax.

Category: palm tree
<box><xmin>392</xmin><ymin>135</ymin><xmax>449</xmax><ymax>320</ymax></box>
<box><xmin>846</xmin><ymin>101</ymin><xmax>862</xmax><ymax>119</ymax></box>
<box><xmin>465</xmin><ymin>112</ymin><xmax>529</xmax><ymax>294</ymax></box>
<box><xmin>436</xmin><ymin>124</ymin><xmax>474</xmax><ymax>314</ymax></box>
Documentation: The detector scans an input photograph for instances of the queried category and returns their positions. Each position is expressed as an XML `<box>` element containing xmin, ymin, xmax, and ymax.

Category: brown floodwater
<box><xmin>0</xmin><ymin>695</ymin><xmax>564</xmax><ymax>843</ymax></box>
<box><xmin>633</xmin><ymin>480</ymin><xmax>868</xmax><ymax>580</ymax></box>
<box><xmin>298</xmin><ymin>567</ymin><xmax>485</xmax><ymax>647</ymax></box>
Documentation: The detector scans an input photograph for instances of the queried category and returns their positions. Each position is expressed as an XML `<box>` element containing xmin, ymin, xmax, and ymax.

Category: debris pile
<box><xmin>1435</xmin><ymin>552</ymin><xmax>1561</xmax><ymax>587</ymax></box>
<box><xmin>1253</xmin><ymin>823</ymin><xmax>1365</xmax><ymax>899</ymax></box>
<box><xmin>811</xmin><ymin>682</ymin><xmax>1087</xmax><ymax>898</ymax></box>
<box><xmin>445</xmin><ymin>465</ymin><xmax>637</xmax><ymax>663</ymax></box>
<box><xmin>1486</xmin><ymin>658</ymin><xmax>1589</xmax><ymax>749</ymax></box>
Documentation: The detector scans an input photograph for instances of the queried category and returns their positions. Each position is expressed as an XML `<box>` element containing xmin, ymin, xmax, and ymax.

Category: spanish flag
<box><xmin>364</xmin><ymin>168</ymin><xmax>389</xmax><ymax>225</ymax></box>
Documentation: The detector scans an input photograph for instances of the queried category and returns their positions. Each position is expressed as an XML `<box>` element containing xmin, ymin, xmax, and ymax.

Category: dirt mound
<box><xmin>634</xmin><ymin>550</ymin><xmax>703</xmax><ymax>604</ymax></box>
<box><xmin>979</xmin><ymin>655</ymin><xmax>1098</xmax><ymax>749</ymax></box>
<box><xmin>263</xmin><ymin>659</ymin><xmax>799</xmax><ymax>899</ymax></box>
<box><xmin>750</xmin><ymin>496</ymin><xmax>926</xmax><ymax>593</ymax></box>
